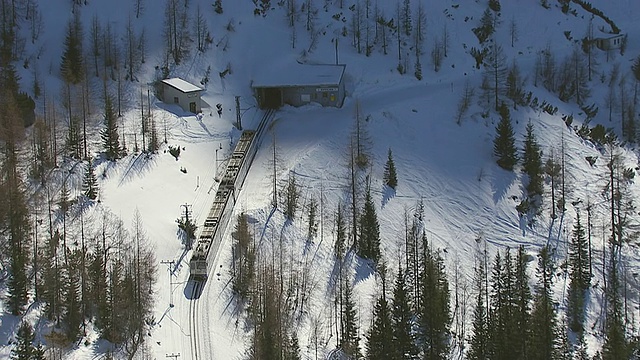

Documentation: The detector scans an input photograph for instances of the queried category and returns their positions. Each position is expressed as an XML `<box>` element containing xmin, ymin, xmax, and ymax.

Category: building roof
<box><xmin>162</xmin><ymin>77</ymin><xmax>203</xmax><ymax>93</ymax></box>
<box><xmin>252</xmin><ymin>63</ymin><xmax>346</xmax><ymax>88</ymax></box>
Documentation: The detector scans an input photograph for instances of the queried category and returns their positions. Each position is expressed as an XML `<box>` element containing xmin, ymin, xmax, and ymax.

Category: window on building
<box><xmin>174</xmin><ymin>97</ymin><xmax>179</xmax><ymax>104</ymax></box>
<box><xmin>330</xmin><ymin>94</ymin><xmax>335</xmax><ymax>102</ymax></box>
<box><xmin>322</xmin><ymin>92</ymin><xmax>328</xmax><ymax>98</ymax></box>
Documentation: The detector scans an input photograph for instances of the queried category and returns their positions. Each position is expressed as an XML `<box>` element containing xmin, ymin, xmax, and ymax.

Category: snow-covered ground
<box><xmin>2</xmin><ymin>0</ymin><xmax>640</xmax><ymax>359</ymax></box>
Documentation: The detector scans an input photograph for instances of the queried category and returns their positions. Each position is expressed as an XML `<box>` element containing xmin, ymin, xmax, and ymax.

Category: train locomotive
<box><xmin>189</xmin><ymin>130</ymin><xmax>257</xmax><ymax>280</ymax></box>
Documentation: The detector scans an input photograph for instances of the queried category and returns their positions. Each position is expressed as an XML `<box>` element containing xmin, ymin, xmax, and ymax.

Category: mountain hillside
<box><xmin>1</xmin><ymin>0</ymin><xmax>640</xmax><ymax>359</ymax></box>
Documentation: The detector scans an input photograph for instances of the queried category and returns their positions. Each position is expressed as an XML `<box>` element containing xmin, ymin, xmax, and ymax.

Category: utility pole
<box><xmin>161</xmin><ymin>260</ymin><xmax>175</xmax><ymax>307</ymax></box>
<box><xmin>235</xmin><ymin>95</ymin><xmax>242</xmax><ymax>130</ymax></box>
<box><xmin>166</xmin><ymin>353</ymin><xmax>180</xmax><ymax>359</ymax></box>
<box><xmin>181</xmin><ymin>203</ymin><xmax>193</xmax><ymax>249</ymax></box>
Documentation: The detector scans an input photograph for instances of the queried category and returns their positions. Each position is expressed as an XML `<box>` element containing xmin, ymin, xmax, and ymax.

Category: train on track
<box><xmin>189</xmin><ymin>110</ymin><xmax>274</xmax><ymax>280</ymax></box>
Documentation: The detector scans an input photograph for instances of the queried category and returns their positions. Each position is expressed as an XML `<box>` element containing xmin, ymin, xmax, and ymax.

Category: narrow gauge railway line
<box><xmin>189</xmin><ymin>281</ymin><xmax>203</xmax><ymax>360</ymax></box>
<box><xmin>187</xmin><ymin>109</ymin><xmax>275</xmax><ymax>359</ymax></box>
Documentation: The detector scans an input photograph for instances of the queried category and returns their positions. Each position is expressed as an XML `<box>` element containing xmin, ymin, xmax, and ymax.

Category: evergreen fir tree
<box><xmin>82</xmin><ymin>158</ymin><xmax>99</xmax><ymax>200</ymax></box>
<box><xmin>602</xmin><ymin>252</ymin><xmax>630</xmax><ymax>360</ymax></box>
<box><xmin>489</xmin><ymin>0</ymin><xmax>501</xmax><ymax>12</ymax></box>
<box><xmin>513</xmin><ymin>245</ymin><xmax>532</xmax><ymax>359</ymax></box>
<box><xmin>101</xmin><ymin>95</ymin><xmax>121</xmax><ymax>161</ymax></box>
<box><xmin>66</xmin><ymin>116</ymin><xmax>81</xmax><ymax>159</ymax></box>
<box><xmin>88</xmin><ymin>250</ymin><xmax>109</xmax><ymax>335</ymax></box>
<box><xmin>522</xmin><ymin>121</ymin><xmax>544</xmax><ymax>207</ymax></box>
<box><xmin>384</xmin><ymin>148</ymin><xmax>398</xmax><ymax>189</ymax></box>
<box><xmin>367</xmin><ymin>277</ymin><xmax>393</xmax><ymax>359</ymax></box>
<box><xmin>488</xmin><ymin>251</ymin><xmax>504</xmax><ymax>359</ymax></box>
<box><xmin>529</xmin><ymin>246</ymin><xmax>560</xmax><ymax>360</ymax></box>
<box><xmin>335</xmin><ymin>204</ymin><xmax>347</xmax><ymax>259</ymax></box>
<box><xmin>63</xmin><ymin>249</ymin><xmax>83</xmax><ymax>340</ymax></box>
<box><xmin>283</xmin><ymin>333</ymin><xmax>301</xmax><ymax>360</ymax></box>
<box><xmin>358</xmin><ymin>181</ymin><xmax>381</xmax><ymax>263</ymax></box>
<box><xmin>40</xmin><ymin>231</ymin><xmax>62</xmax><ymax>322</ymax></box>
<box><xmin>419</xmin><ymin>246</ymin><xmax>451</xmax><ymax>359</ymax></box>
<box><xmin>567</xmin><ymin>213</ymin><xmax>591</xmax><ymax>334</ymax></box>
<box><xmin>493</xmin><ymin>103</ymin><xmax>518</xmax><ymax>171</ymax></box>
<box><xmin>468</xmin><ymin>260</ymin><xmax>489</xmax><ymax>360</ymax></box>
<box><xmin>60</xmin><ymin>17</ymin><xmax>84</xmax><ymax>84</ymax></box>
<box><xmin>391</xmin><ymin>267</ymin><xmax>418</xmax><ymax>359</ymax></box>
<box><xmin>284</xmin><ymin>173</ymin><xmax>300</xmax><ymax>221</ymax></box>
<box><xmin>11</xmin><ymin>321</ymin><xmax>36</xmax><ymax>360</ymax></box>
<box><xmin>340</xmin><ymin>278</ymin><xmax>361</xmax><ymax>359</ymax></box>
<box><xmin>6</xmin><ymin>186</ymin><xmax>30</xmax><ymax>316</ymax></box>
<box><xmin>214</xmin><ymin>0</ymin><xmax>223</xmax><ymax>14</ymax></box>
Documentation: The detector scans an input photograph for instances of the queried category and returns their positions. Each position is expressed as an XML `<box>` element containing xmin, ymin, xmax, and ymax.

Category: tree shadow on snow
<box><xmin>381</xmin><ymin>185</ymin><xmax>396</xmax><ymax>209</ymax></box>
<box><xmin>490</xmin><ymin>169</ymin><xmax>517</xmax><ymax>205</ymax></box>
<box><xmin>352</xmin><ymin>252</ymin><xmax>376</xmax><ymax>283</ymax></box>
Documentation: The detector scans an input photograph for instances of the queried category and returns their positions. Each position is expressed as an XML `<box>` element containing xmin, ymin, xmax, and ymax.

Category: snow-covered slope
<box><xmin>3</xmin><ymin>0</ymin><xmax>640</xmax><ymax>359</ymax></box>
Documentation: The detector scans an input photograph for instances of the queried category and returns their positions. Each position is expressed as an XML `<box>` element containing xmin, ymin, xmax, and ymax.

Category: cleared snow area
<box><xmin>2</xmin><ymin>0</ymin><xmax>640</xmax><ymax>359</ymax></box>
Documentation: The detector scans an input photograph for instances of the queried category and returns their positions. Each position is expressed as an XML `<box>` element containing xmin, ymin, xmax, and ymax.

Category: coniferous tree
<box><xmin>506</xmin><ymin>61</ymin><xmax>524</xmax><ymax>109</ymax></box>
<box><xmin>88</xmin><ymin>245</ymin><xmax>109</xmax><ymax>335</ymax></box>
<box><xmin>64</xmin><ymin>249</ymin><xmax>83</xmax><ymax>340</ymax></box>
<box><xmin>232</xmin><ymin>213</ymin><xmax>254</xmax><ymax>300</ymax></box>
<box><xmin>335</xmin><ymin>204</ymin><xmax>347</xmax><ymax>259</ymax></box>
<box><xmin>493</xmin><ymin>103</ymin><xmax>518</xmax><ymax>171</ymax></box>
<box><xmin>567</xmin><ymin>213</ymin><xmax>591</xmax><ymax>333</ymax></box>
<box><xmin>367</xmin><ymin>275</ymin><xmax>393</xmax><ymax>359</ymax></box>
<box><xmin>307</xmin><ymin>197</ymin><xmax>318</xmax><ymax>240</ymax></box>
<box><xmin>513</xmin><ymin>245</ymin><xmax>532</xmax><ymax>359</ymax></box>
<box><xmin>40</xmin><ymin>230</ymin><xmax>62</xmax><ymax>323</ymax></box>
<box><xmin>60</xmin><ymin>16</ymin><xmax>84</xmax><ymax>84</ymax></box>
<box><xmin>5</xmin><ymin>171</ymin><xmax>30</xmax><ymax>316</ymax></box>
<box><xmin>214</xmin><ymin>0</ymin><xmax>223</xmax><ymax>14</ymax></box>
<box><xmin>391</xmin><ymin>267</ymin><xmax>418</xmax><ymax>359</ymax></box>
<box><xmin>384</xmin><ymin>148</ymin><xmax>398</xmax><ymax>189</ymax></box>
<box><xmin>82</xmin><ymin>158</ymin><xmax>98</xmax><ymax>200</ymax></box>
<box><xmin>488</xmin><ymin>0</ymin><xmax>501</xmax><ymax>12</ymax></box>
<box><xmin>489</xmin><ymin>251</ymin><xmax>511</xmax><ymax>359</ymax></box>
<box><xmin>284</xmin><ymin>172</ymin><xmax>300</xmax><ymax>221</ymax></box>
<box><xmin>468</xmin><ymin>259</ymin><xmax>489</xmax><ymax>360</ymax></box>
<box><xmin>101</xmin><ymin>95</ymin><xmax>121</xmax><ymax>161</ymax></box>
<box><xmin>529</xmin><ymin>246</ymin><xmax>559</xmax><ymax>360</ymax></box>
<box><xmin>358</xmin><ymin>180</ymin><xmax>380</xmax><ymax>263</ymax></box>
<box><xmin>11</xmin><ymin>321</ymin><xmax>42</xmax><ymax>360</ymax></box>
<box><xmin>521</xmin><ymin>121</ymin><xmax>544</xmax><ymax>217</ymax></box>
<box><xmin>602</xmin><ymin>253</ymin><xmax>630</xmax><ymax>360</ymax></box>
<box><xmin>419</xmin><ymin>244</ymin><xmax>451</xmax><ymax>359</ymax></box>
<box><xmin>340</xmin><ymin>277</ymin><xmax>361</xmax><ymax>359</ymax></box>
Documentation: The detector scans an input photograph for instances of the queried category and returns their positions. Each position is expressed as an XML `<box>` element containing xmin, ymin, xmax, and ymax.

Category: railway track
<box><xmin>186</xmin><ymin>108</ymin><xmax>276</xmax><ymax>359</ymax></box>
<box><xmin>189</xmin><ymin>281</ymin><xmax>203</xmax><ymax>360</ymax></box>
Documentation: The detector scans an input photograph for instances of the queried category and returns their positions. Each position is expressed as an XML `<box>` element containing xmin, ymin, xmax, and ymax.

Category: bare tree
<box><xmin>135</xmin><ymin>0</ymin><xmax>145</xmax><ymax>18</ymax></box>
<box><xmin>413</xmin><ymin>1</ymin><xmax>426</xmax><ymax>62</ymax></box>
<box><xmin>455</xmin><ymin>80</ymin><xmax>474</xmax><ymax>125</ymax></box>
<box><xmin>193</xmin><ymin>4</ymin><xmax>210</xmax><ymax>52</ymax></box>
<box><xmin>509</xmin><ymin>16</ymin><xmax>518</xmax><ymax>47</ymax></box>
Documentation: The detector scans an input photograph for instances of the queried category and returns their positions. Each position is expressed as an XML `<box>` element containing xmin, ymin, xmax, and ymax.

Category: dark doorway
<box><xmin>189</xmin><ymin>102</ymin><xmax>196</xmax><ymax>113</ymax></box>
<box><xmin>261</xmin><ymin>88</ymin><xmax>282</xmax><ymax>109</ymax></box>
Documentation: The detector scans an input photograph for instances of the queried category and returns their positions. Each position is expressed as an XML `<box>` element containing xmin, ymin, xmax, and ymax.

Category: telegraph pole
<box><xmin>161</xmin><ymin>260</ymin><xmax>175</xmax><ymax>307</ymax></box>
<box><xmin>235</xmin><ymin>96</ymin><xmax>242</xmax><ymax>130</ymax></box>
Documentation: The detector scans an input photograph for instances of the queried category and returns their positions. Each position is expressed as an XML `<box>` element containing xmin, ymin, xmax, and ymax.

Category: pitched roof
<box><xmin>162</xmin><ymin>78</ymin><xmax>203</xmax><ymax>93</ymax></box>
<box><xmin>252</xmin><ymin>63</ymin><xmax>345</xmax><ymax>88</ymax></box>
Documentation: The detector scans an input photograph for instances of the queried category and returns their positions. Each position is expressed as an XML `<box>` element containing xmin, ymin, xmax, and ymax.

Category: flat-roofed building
<box><xmin>161</xmin><ymin>78</ymin><xmax>203</xmax><ymax>114</ymax></box>
<box><xmin>252</xmin><ymin>63</ymin><xmax>346</xmax><ymax>109</ymax></box>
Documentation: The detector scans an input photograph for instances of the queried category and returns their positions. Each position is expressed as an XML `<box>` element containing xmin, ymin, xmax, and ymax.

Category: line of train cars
<box><xmin>189</xmin><ymin>130</ymin><xmax>257</xmax><ymax>280</ymax></box>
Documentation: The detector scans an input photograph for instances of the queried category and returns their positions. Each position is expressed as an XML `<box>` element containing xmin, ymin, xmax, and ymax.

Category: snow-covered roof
<box><xmin>251</xmin><ymin>63</ymin><xmax>346</xmax><ymax>88</ymax></box>
<box><xmin>162</xmin><ymin>77</ymin><xmax>203</xmax><ymax>93</ymax></box>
